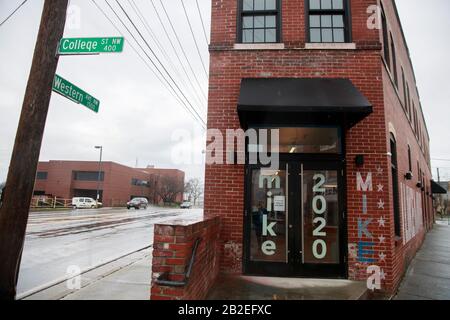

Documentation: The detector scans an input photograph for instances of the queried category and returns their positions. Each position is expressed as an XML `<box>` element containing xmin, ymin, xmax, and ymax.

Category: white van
<box><xmin>72</xmin><ymin>197</ymin><xmax>100</xmax><ymax>209</ymax></box>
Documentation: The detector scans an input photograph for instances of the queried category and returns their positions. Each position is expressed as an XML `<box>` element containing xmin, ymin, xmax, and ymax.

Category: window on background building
<box><xmin>406</xmin><ymin>83</ymin><xmax>411</xmax><ymax>120</ymax></box>
<box><xmin>412</xmin><ymin>103</ymin><xmax>417</xmax><ymax>134</ymax></box>
<box><xmin>381</xmin><ymin>6</ymin><xmax>390</xmax><ymax>68</ymax></box>
<box><xmin>407</xmin><ymin>145</ymin><xmax>412</xmax><ymax>173</ymax></box>
<box><xmin>308</xmin><ymin>0</ymin><xmax>350</xmax><ymax>43</ymax></box>
<box><xmin>390</xmin><ymin>32</ymin><xmax>398</xmax><ymax>87</ymax></box>
<box><xmin>239</xmin><ymin>0</ymin><xmax>280</xmax><ymax>43</ymax></box>
<box><xmin>390</xmin><ymin>134</ymin><xmax>401</xmax><ymax>237</ymax></box>
<box><xmin>415</xmin><ymin>109</ymin><xmax>419</xmax><ymax>138</ymax></box>
<box><xmin>36</xmin><ymin>172</ymin><xmax>48</xmax><ymax>180</ymax></box>
<box><xmin>401</xmin><ymin>68</ymin><xmax>407</xmax><ymax>110</ymax></box>
<box><xmin>73</xmin><ymin>171</ymin><xmax>104</xmax><ymax>181</ymax></box>
<box><xmin>417</xmin><ymin>161</ymin><xmax>420</xmax><ymax>183</ymax></box>
<box><xmin>131</xmin><ymin>178</ymin><xmax>149</xmax><ymax>187</ymax></box>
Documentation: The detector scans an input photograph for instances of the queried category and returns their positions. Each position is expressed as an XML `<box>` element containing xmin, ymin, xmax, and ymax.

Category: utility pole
<box><xmin>437</xmin><ymin>168</ymin><xmax>441</xmax><ymax>182</ymax></box>
<box><xmin>0</xmin><ymin>0</ymin><xmax>68</xmax><ymax>300</ymax></box>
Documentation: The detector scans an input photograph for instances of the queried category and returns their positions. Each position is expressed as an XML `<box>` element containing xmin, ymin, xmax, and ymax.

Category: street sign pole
<box><xmin>0</xmin><ymin>0</ymin><xmax>69</xmax><ymax>300</ymax></box>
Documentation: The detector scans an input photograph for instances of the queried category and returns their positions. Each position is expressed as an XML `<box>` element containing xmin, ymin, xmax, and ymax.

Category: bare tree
<box><xmin>0</xmin><ymin>182</ymin><xmax>5</xmax><ymax>205</ymax></box>
<box><xmin>155</xmin><ymin>175</ymin><xmax>184</xmax><ymax>205</ymax></box>
<box><xmin>185</xmin><ymin>178</ymin><xmax>203</xmax><ymax>206</ymax></box>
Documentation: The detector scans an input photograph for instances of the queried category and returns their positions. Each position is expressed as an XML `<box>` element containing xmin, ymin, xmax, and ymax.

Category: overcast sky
<box><xmin>0</xmin><ymin>0</ymin><xmax>449</xmax><ymax>183</ymax></box>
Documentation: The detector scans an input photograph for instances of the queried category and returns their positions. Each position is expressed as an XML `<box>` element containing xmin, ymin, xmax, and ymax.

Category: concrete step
<box><xmin>207</xmin><ymin>275</ymin><xmax>369</xmax><ymax>300</ymax></box>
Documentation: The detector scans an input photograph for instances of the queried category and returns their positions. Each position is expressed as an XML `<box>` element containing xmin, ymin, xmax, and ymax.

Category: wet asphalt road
<box><xmin>17</xmin><ymin>207</ymin><xmax>202</xmax><ymax>295</ymax></box>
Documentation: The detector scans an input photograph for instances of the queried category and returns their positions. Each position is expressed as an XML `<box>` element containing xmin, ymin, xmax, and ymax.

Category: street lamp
<box><xmin>95</xmin><ymin>146</ymin><xmax>103</xmax><ymax>203</ymax></box>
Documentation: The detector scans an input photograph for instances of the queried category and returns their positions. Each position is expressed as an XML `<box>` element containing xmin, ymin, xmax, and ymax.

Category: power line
<box><xmin>100</xmin><ymin>0</ymin><xmax>203</xmax><ymax>127</ymax></box>
<box><xmin>128</xmin><ymin>0</ymin><xmax>205</xmax><ymax>110</ymax></box>
<box><xmin>433</xmin><ymin>158</ymin><xmax>450</xmax><ymax>162</ymax></box>
<box><xmin>158</xmin><ymin>0</ymin><xmax>208</xmax><ymax>102</ymax></box>
<box><xmin>113</xmin><ymin>0</ymin><xmax>206</xmax><ymax>128</ymax></box>
<box><xmin>180</xmin><ymin>0</ymin><xmax>209</xmax><ymax>80</ymax></box>
<box><xmin>195</xmin><ymin>0</ymin><xmax>209</xmax><ymax>46</ymax></box>
<box><xmin>149</xmin><ymin>0</ymin><xmax>208</xmax><ymax>106</ymax></box>
<box><xmin>0</xmin><ymin>0</ymin><xmax>28</xmax><ymax>28</ymax></box>
<box><xmin>91</xmin><ymin>0</ymin><xmax>185</xmax><ymax>108</ymax></box>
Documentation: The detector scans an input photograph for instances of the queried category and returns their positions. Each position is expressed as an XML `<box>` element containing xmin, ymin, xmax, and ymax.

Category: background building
<box><xmin>33</xmin><ymin>161</ymin><xmax>184</xmax><ymax>207</ymax></box>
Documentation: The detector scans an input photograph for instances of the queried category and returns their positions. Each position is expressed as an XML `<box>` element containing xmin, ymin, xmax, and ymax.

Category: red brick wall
<box><xmin>150</xmin><ymin>216</ymin><xmax>221</xmax><ymax>300</ymax></box>
<box><xmin>379</xmin><ymin>0</ymin><xmax>433</xmax><ymax>292</ymax></box>
<box><xmin>204</xmin><ymin>0</ymin><xmax>433</xmax><ymax>295</ymax></box>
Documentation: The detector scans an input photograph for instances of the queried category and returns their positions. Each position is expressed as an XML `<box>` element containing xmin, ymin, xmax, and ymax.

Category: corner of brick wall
<box><xmin>150</xmin><ymin>215</ymin><xmax>221</xmax><ymax>300</ymax></box>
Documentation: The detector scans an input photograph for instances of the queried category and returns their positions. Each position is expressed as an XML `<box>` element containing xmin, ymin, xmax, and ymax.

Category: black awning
<box><xmin>431</xmin><ymin>180</ymin><xmax>448</xmax><ymax>194</ymax></box>
<box><xmin>237</xmin><ymin>78</ymin><xmax>373</xmax><ymax>128</ymax></box>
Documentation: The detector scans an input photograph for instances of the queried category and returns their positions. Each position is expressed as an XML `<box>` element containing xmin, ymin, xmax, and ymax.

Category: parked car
<box><xmin>127</xmin><ymin>197</ymin><xmax>148</xmax><ymax>210</ymax></box>
<box><xmin>72</xmin><ymin>197</ymin><xmax>101</xmax><ymax>209</ymax></box>
<box><xmin>180</xmin><ymin>201</ymin><xmax>192</xmax><ymax>209</ymax></box>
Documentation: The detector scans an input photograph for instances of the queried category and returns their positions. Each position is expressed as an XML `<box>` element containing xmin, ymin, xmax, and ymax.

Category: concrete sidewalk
<box><xmin>395</xmin><ymin>223</ymin><xmax>450</xmax><ymax>300</ymax></box>
<box><xmin>24</xmin><ymin>248</ymin><xmax>153</xmax><ymax>300</ymax></box>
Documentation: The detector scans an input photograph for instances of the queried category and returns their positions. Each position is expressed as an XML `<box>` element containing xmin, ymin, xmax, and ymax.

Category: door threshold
<box><xmin>207</xmin><ymin>275</ymin><xmax>368</xmax><ymax>300</ymax></box>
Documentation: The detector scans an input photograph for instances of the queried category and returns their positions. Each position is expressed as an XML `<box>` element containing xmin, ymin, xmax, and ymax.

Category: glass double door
<box><xmin>244</xmin><ymin>161</ymin><xmax>346</xmax><ymax>278</ymax></box>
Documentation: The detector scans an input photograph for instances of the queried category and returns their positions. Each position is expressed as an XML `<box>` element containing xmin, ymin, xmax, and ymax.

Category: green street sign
<box><xmin>58</xmin><ymin>37</ymin><xmax>124</xmax><ymax>55</ymax></box>
<box><xmin>52</xmin><ymin>74</ymin><xmax>100</xmax><ymax>113</ymax></box>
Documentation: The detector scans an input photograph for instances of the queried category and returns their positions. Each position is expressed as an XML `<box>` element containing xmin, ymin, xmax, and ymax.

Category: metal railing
<box><xmin>30</xmin><ymin>196</ymin><xmax>72</xmax><ymax>209</ymax></box>
<box><xmin>155</xmin><ymin>238</ymin><xmax>202</xmax><ymax>287</ymax></box>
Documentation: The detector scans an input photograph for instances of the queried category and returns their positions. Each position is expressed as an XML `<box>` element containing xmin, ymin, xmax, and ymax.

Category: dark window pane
<box><xmin>321</xmin><ymin>0</ymin><xmax>332</xmax><ymax>9</ymax></box>
<box><xmin>243</xmin><ymin>0</ymin><xmax>253</xmax><ymax>11</ymax></box>
<box><xmin>332</xmin><ymin>0</ymin><xmax>343</xmax><ymax>9</ymax></box>
<box><xmin>333</xmin><ymin>28</ymin><xmax>345</xmax><ymax>42</ymax></box>
<box><xmin>36</xmin><ymin>172</ymin><xmax>48</xmax><ymax>180</ymax></box>
<box><xmin>254</xmin><ymin>15</ymin><xmax>265</xmax><ymax>28</ymax></box>
<box><xmin>254</xmin><ymin>0</ymin><xmax>265</xmax><ymax>10</ymax></box>
<box><xmin>310</xmin><ymin>29</ymin><xmax>321</xmax><ymax>42</ymax></box>
<box><xmin>310</xmin><ymin>0</ymin><xmax>320</xmax><ymax>9</ymax></box>
<box><xmin>266</xmin><ymin>15</ymin><xmax>276</xmax><ymax>28</ymax></box>
<box><xmin>264</xmin><ymin>127</ymin><xmax>342</xmax><ymax>154</ymax></box>
<box><xmin>321</xmin><ymin>28</ymin><xmax>333</xmax><ymax>42</ymax></box>
<box><xmin>243</xmin><ymin>29</ymin><xmax>253</xmax><ymax>42</ymax></box>
<box><xmin>321</xmin><ymin>15</ymin><xmax>332</xmax><ymax>27</ymax></box>
<box><xmin>266</xmin><ymin>0</ymin><xmax>276</xmax><ymax>10</ymax></box>
<box><xmin>332</xmin><ymin>15</ymin><xmax>344</xmax><ymax>27</ymax></box>
<box><xmin>73</xmin><ymin>171</ymin><xmax>104</xmax><ymax>181</ymax></box>
<box><xmin>310</xmin><ymin>15</ymin><xmax>320</xmax><ymax>27</ymax></box>
<box><xmin>265</xmin><ymin>28</ymin><xmax>276</xmax><ymax>42</ymax></box>
<box><xmin>243</xmin><ymin>16</ymin><xmax>253</xmax><ymax>28</ymax></box>
<box><xmin>254</xmin><ymin>29</ymin><xmax>265</xmax><ymax>42</ymax></box>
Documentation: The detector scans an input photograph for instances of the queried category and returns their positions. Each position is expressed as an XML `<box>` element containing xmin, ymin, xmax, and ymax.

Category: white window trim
<box><xmin>234</xmin><ymin>43</ymin><xmax>285</xmax><ymax>50</ymax></box>
<box><xmin>304</xmin><ymin>43</ymin><xmax>356</xmax><ymax>50</ymax></box>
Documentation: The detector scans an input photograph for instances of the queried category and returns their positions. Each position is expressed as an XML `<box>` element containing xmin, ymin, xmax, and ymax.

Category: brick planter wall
<box><xmin>150</xmin><ymin>216</ymin><xmax>221</xmax><ymax>300</ymax></box>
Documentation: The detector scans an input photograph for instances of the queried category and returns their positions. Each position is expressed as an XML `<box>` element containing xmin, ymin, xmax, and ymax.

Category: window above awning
<box><xmin>237</xmin><ymin>78</ymin><xmax>373</xmax><ymax>129</ymax></box>
<box><xmin>431</xmin><ymin>180</ymin><xmax>447</xmax><ymax>194</ymax></box>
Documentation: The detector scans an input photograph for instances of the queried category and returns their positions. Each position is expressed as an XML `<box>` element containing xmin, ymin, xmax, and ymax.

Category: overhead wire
<box><xmin>127</xmin><ymin>0</ymin><xmax>205</xmax><ymax>110</ymax></box>
<box><xmin>195</xmin><ymin>0</ymin><xmax>209</xmax><ymax>47</ymax></box>
<box><xmin>91</xmin><ymin>0</ymin><xmax>180</xmax><ymax>108</ymax></box>
<box><xmin>180</xmin><ymin>0</ymin><xmax>209</xmax><ymax>80</ymax></box>
<box><xmin>112</xmin><ymin>0</ymin><xmax>206</xmax><ymax>128</ymax></box>
<box><xmin>0</xmin><ymin>0</ymin><xmax>28</xmax><ymax>28</ymax></box>
<box><xmin>149</xmin><ymin>0</ymin><xmax>208</xmax><ymax>106</ymax></box>
<box><xmin>158</xmin><ymin>0</ymin><xmax>208</xmax><ymax>101</ymax></box>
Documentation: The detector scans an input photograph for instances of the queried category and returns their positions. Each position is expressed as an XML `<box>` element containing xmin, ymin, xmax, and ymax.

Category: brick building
<box><xmin>150</xmin><ymin>0</ymin><xmax>440</xmax><ymax>299</ymax></box>
<box><xmin>34</xmin><ymin>161</ymin><xmax>185</xmax><ymax>207</ymax></box>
